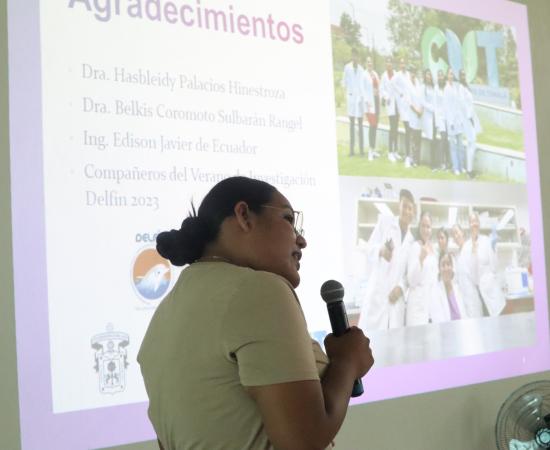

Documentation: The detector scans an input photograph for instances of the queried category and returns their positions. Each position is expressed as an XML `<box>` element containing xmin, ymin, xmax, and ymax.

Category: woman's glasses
<box><xmin>261</xmin><ymin>205</ymin><xmax>305</xmax><ymax>237</ymax></box>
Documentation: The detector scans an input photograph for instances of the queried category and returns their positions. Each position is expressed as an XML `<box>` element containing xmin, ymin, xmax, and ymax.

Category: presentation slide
<box><xmin>6</xmin><ymin>0</ymin><xmax>549</xmax><ymax>448</ymax></box>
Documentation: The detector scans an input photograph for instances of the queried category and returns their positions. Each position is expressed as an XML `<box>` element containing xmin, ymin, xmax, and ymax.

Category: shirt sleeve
<box><xmin>361</xmin><ymin>214</ymin><xmax>388</xmax><ymax>264</ymax></box>
<box><xmin>221</xmin><ymin>271</ymin><xmax>320</xmax><ymax>387</ymax></box>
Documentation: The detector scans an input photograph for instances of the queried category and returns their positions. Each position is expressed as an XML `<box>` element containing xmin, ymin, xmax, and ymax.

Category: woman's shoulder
<box><xmin>181</xmin><ymin>263</ymin><xmax>298</xmax><ymax>312</ymax></box>
<box><xmin>187</xmin><ymin>262</ymin><xmax>292</xmax><ymax>287</ymax></box>
<box><xmin>220</xmin><ymin>268</ymin><xmax>302</xmax><ymax>324</ymax></box>
<box><xmin>239</xmin><ymin>268</ymin><xmax>296</xmax><ymax>297</ymax></box>
<box><xmin>188</xmin><ymin>263</ymin><xmax>295</xmax><ymax>296</ymax></box>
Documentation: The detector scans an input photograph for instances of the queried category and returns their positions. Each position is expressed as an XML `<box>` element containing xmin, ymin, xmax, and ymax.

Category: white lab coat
<box><xmin>454</xmin><ymin>245</ymin><xmax>484</xmax><ymax>318</ymax></box>
<box><xmin>460</xmin><ymin>85</ymin><xmax>482</xmax><ymax>141</ymax></box>
<box><xmin>342</xmin><ymin>62</ymin><xmax>365</xmax><ymax>118</ymax></box>
<box><xmin>408</xmin><ymin>79</ymin><xmax>424</xmax><ymax>131</ymax></box>
<box><xmin>380</xmin><ymin>71</ymin><xmax>398</xmax><ymax>117</ymax></box>
<box><xmin>443</xmin><ymin>82</ymin><xmax>465</xmax><ymax>136</ymax></box>
<box><xmin>363</xmin><ymin>70</ymin><xmax>378</xmax><ymax>114</ymax></box>
<box><xmin>393</xmin><ymin>70</ymin><xmax>411</xmax><ymax>122</ymax></box>
<box><xmin>463</xmin><ymin>235</ymin><xmax>506</xmax><ymax>316</ymax></box>
<box><xmin>358</xmin><ymin>214</ymin><xmax>415</xmax><ymax>331</ymax></box>
<box><xmin>430</xmin><ymin>280</ymin><xmax>468</xmax><ymax>323</ymax></box>
<box><xmin>460</xmin><ymin>85</ymin><xmax>482</xmax><ymax>172</ymax></box>
<box><xmin>405</xmin><ymin>241</ymin><xmax>438</xmax><ymax>326</ymax></box>
<box><xmin>434</xmin><ymin>85</ymin><xmax>446</xmax><ymax>134</ymax></box>
<box><xmin>421</xmin><ymin>85</ymin><xmax>436</xmax><ymax>139</ymax></box>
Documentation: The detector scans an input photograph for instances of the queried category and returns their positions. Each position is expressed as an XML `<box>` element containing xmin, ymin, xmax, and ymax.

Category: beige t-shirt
<box><xmin>138</xmin><ymin>262</ymin><xmax>329</xmax><ymax>450</ymax></box>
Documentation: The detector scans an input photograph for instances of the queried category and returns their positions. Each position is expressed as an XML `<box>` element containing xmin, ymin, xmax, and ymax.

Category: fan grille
<box><xmin>496</xmin><ymin>381</ymin><xmax>550</xmax><ymax>450</ymax></box>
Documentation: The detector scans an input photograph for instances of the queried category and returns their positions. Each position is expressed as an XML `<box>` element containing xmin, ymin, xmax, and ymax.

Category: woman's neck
<box><xmin>199</xmin><ymin>242</ymin><xmax>234</xmax><ymax>264</ymax></box>
<box><xmin>197</xmin><ymin>255</ymin><xmax>231</xmax><ymax>263</ymax></box>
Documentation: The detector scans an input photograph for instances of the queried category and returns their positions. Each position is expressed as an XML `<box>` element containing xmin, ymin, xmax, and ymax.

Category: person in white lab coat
<box><xmin>405</xmin><ymin>211</ymin><xmax>438</xmax><ymax>326</ymax></box>
<box><xmin>459</xmin><ymin>69</ymin><xmax>482</xmax><ymax>179</ymax></box>
<box><xmin>407</xmin><ymin>67</ymin><xmax>423</xmax><ymax>168</ymax></box>
<box><xmin>431</xmin><ymin>252</ymin><xmax>468</xmax><ymax>323</ymax></box>
<box><xmin>443</xmin><ymin>69</ymin><xmax>466</xmax><ymax>175</ymax></box>
<box><xmin>380</xmin><ymin>56</ymin><xmax>400</xmax><ymax>162</ymax></box>
<box><xmin>434</xmin><ymin>70</ymin><xmax>449</xmax><ymax>171</ymax></box>
<box><xmin>394</xmin><ymin>57</ymin><xmax>412</xmax><ymax>162</ymax></box>
<box><xmin>463</xmin><ymin>212</ymin><xmax>506</xmax><ymax>316</ymax></box>
<box><xmin>342</xmin><ymin>48</ymin><xmax>365</xmax><ymax>157</ymax></box>
<box><xmin>358</xmin><ymin>189</ymin><xmax>416</xmax><ymax>331</ymax></box>
<box><xmin>451</xmin><ymin>223</ymin><xmax>484</xmax><ymax>318</ymax></box>
<box><xmin>436</xmin><ymin>227</ymin><xmax>449</xmax><ymax>260</ymax></box>
<box><xmin>421</xmin><ymin>69</ymin><xmax>437</xmax><ymax>170</ymax></box>
<box><xmin>363</xmin><ymin>56</ymin><xmax>380</xmax><ymax>161</ymax></box>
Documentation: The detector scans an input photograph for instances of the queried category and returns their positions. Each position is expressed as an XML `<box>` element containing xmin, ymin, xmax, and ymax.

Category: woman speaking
<box><xmin>138</xmin><ymin>176</ymin><xmax>374</xmax><ymax>450</ymax></box>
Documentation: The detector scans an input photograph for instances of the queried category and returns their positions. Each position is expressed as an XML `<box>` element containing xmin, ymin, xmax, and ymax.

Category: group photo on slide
<box><xmin>332</xmin><ymin>0</ymin><xmax>525</xmax><ymax>183</ymax></box>
<box><xmin>356</xmin><ymin>195</ymin><xmax>531</xmax><ymax>330</ymax></box>
<box><xmin>335</xmin><ymin>174</ymin><xmax>535</xmax><ymax>367</ymax></box>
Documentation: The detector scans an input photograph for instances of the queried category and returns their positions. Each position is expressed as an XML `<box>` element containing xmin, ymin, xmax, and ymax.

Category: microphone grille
<box><xmin>320</xmin><ymin>279</ymin><xmax>344</xmax><ymax>303</ymax></box>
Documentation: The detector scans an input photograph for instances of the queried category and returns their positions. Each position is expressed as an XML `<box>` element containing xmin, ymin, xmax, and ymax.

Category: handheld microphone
<box><xmin>320</xmin><ymin>280</ymin><xmax>364</xmax><ymax>398</ymax></box>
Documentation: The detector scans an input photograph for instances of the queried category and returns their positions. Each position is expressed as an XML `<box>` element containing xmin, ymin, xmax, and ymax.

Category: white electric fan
<box><xmin>496</xmin><ymin>381</ymin><xmax>550</xmax><ymax>450</ymax></box>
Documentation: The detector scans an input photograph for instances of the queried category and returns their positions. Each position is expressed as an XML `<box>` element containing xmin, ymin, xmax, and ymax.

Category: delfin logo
<box><xmin>132</xmin><ymin>247</ymin><xmax>171</xmax><ymax>303</ymax></box>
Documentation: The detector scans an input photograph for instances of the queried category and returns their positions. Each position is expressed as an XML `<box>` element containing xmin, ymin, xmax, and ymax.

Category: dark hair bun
<box><xmin>156</xmin><ymin>177</ymin><xmax>276</xmax><ymax>266</ymax></box>
<box><xmin>156</xmin><ymin>216</ymin><xmax>211</xmax><ymax>266</ymax></box>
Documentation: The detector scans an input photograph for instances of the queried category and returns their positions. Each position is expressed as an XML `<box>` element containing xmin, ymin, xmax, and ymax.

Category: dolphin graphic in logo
<box><xmin>135</xmin><ymin>262</ymin><xmax>170</xmax><ymax>300</ymax></box>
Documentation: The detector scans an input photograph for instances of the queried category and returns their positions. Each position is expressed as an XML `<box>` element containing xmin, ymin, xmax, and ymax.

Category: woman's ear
<box><xmin>233</xmin><ymin>201</ymin><xmax>252</xmax><ymax>232</ymax></box>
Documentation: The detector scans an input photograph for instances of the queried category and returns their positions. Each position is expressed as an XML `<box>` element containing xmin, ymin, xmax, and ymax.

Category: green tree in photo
<box><xmin>499</xmin><ymin>27</ymin><xmax>521</xmax><ymax>107</ymax></box>
<box><xmin>386</xmin><ymin>0</ymin><xmax>425</xmax><ymax>59</ymax></box>
<box><xmin>340</xmin><ymin>12</ymin><xmax>362</xmax><ymax>48</ymax></box>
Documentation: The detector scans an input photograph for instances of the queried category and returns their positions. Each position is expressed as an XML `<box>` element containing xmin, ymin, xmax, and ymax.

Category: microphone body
<box><xmin>320</xmin><ymin>280</ymin><xmax>364</xmax><ymax>398</ymax></box>
<box><xmin>326</xmin><ymin>301</ymin><xmax>350</xmax><ymax>337</ymax></box>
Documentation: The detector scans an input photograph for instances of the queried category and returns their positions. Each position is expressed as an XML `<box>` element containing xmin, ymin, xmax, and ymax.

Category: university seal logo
<box><xmin>91</xmin><ymin>324</ymin><xmax>129</xmax><ymax>394</ymax></box>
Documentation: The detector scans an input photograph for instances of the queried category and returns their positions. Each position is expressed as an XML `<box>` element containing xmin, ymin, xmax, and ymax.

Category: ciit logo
<box><xmin>132</xmin><ymin>246</ymin><xmax>171</xmax><ymax>304</ymax></box>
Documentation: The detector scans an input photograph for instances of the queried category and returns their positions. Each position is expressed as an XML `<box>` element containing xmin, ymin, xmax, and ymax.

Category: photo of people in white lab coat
<box><xmin>331</xmin><ymin>0</ymin><xmax>536</xmax><ymax>368</ymax></box>
<box><xmin>342</xmin><ymin>47</ymin><xmax>365</xmax><ymax>157</ymax></box>
<box><xmin>355</xmin><ymin>188</ymin><xmax>531</xmax><ymax>332</ymax></box>
<box><xmin>364</xmin><ymin>56</ymin><xmax>381</xmax><ymax>161</ymax></box>
<box><xmin>331</xmin><ymin>0</ymin><xmax>525</xmax><ymax>184</ymax></box>
<box><xmin>431</xmin><ymin>252</ymin><xmax>468</xmax><ymax>323</ymax></box>
<box><xmin>405</xmin><ymin>211</ymin><xmax>438</xmax><ymax>326</ymax></box>
<box><xmin>380</xmin><ymin>56</ymin><xmax>400</xmax><ymax>162</ymax></box>
<box><xmin>339</xmin><ymin>171</ymin><xmax>535</xmax><ymax>366</ymax></box>
<box><xmin>357</xmin><ymin>189</ymin><xmax>416</xmax><ymax>330</ymax></box>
